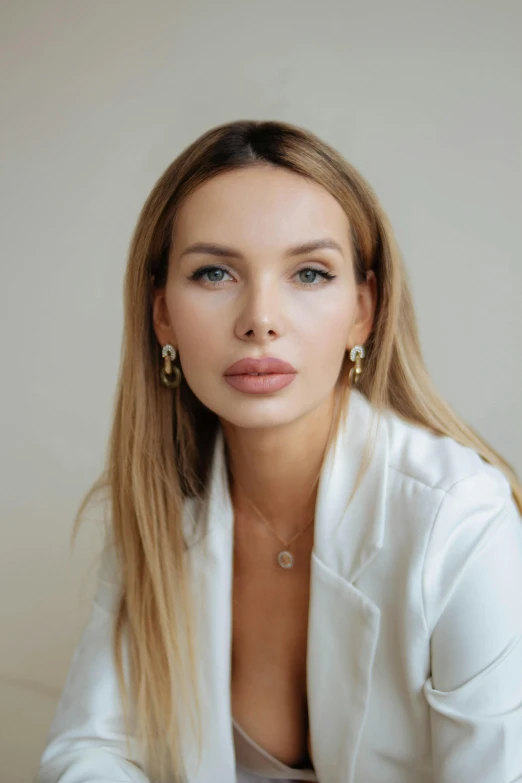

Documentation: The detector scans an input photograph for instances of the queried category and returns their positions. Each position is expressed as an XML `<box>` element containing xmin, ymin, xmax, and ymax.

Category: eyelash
<box><xmin>188</xmin><ymin>264</ymin><xmax>337</xmax><ymax>287</ymax></box>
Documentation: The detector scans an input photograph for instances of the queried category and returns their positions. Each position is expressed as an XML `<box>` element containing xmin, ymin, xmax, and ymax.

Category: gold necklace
<box><xmin>237</xmin><ymin>486</ymin><xmax>315</xmax><ymax>570</ymax></box>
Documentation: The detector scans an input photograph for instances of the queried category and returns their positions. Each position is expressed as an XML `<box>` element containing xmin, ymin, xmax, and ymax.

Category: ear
<box><xmin>151</xmin><ymin>282</ymin><xmax>177</xmax><ymax>350</ymax></box>
<box><xmin>347</xmin><ymin>269</ymin><xmax>377</xmax><ymax>349</ymax></box>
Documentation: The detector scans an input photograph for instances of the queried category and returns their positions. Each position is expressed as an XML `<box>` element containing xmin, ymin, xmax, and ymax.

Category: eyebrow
<box><xmin>179</xmin><ymin>238</ymin><xmax>344</xmax><ymax>260</ymax></box>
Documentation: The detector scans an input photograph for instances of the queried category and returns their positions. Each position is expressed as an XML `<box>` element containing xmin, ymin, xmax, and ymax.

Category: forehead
<box><xmin>171</xmin><ymin>165</ymin><xmax>352</xmax><ymax>252</ymax></box>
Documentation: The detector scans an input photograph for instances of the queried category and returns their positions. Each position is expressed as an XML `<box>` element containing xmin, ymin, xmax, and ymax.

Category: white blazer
<box><xmin>37</xmin><ymin>388</ymin><xmax>522</xmax><ymax>783</ymax></box>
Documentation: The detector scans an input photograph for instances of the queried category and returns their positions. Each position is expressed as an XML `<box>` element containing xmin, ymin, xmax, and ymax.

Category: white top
<box><xmin>37</xmin><ymin>389</ymin><xmax>522</xmax><ymax>782</ymax></box>
<box><xmin>233</xmin><ymin>718</ymin><xmax>318</xmax><ymax>781</ymax></box>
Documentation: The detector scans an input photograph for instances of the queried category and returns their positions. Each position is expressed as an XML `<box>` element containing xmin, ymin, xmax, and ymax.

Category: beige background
<box><xmin>1</xmin><ymin>1</ymin><xmax>521</xmax><ymax>780</ymax></box>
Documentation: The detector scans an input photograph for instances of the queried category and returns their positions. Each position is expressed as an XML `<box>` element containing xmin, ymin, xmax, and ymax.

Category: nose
<box><xmin>234</xmin><ymin>279</ymin><xmax>284</xmax><ymax>342</ymax></box>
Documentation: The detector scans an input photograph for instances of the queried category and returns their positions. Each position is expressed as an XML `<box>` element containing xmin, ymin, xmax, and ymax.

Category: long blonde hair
<box><xmin>71</xmin><ymin>119</ymin><xmax>522</xmax><ymax>781</ymax></box>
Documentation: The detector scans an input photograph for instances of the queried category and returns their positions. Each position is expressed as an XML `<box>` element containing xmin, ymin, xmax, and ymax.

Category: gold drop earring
<box><xmin>161</xmin><ymin>344</ymin><xmax>182</xmax><ymax>389</ymax></box>
<box><xmin>349</xmin><ymin>345</ymin><xmax>366</xmax><ymax>386</ymax></box>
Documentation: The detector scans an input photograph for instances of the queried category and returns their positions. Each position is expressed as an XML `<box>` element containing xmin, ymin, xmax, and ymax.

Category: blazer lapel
<box><xmin>182</xmin><ymin>427</ymin><xmax>236</xmax><ymax>783</ymax></box>
<box><xmin>307</xmin><ymin>389</ymin><xmax>389</xmax><ymax>783</ymax></box>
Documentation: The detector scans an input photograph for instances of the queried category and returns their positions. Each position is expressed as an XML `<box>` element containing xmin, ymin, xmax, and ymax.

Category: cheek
<box><xmin>292</xmin><ymin>294</ymin><xmax>353</xmax><ymax>352</ymax></box>
<box><xmin>167</xmin><ymin>292</ymin><xmax>222</xmax><ymax>363</ymax></box>
<box><xmin>305</xmin><ymin>327</ymin><xmax>350</xmax><ymax>382</ymax></box>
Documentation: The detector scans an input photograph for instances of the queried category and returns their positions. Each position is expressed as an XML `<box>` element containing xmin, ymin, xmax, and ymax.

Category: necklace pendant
<box><xmin>277</xmin><ymin>550</ymin><xmax>294</xmax><ymax>569</ymax></box>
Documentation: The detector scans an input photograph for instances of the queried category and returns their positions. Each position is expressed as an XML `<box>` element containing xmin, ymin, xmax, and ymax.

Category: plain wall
<box><xmin>1</xmin><ymin>0</ymin><xmax>521</xmax><ymax>779</ymax></box>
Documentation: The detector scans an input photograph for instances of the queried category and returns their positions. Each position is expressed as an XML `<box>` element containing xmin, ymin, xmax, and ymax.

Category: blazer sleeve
<box><xmin>422</xmin><ymin>467</ymin><xmax>522</xmax><ymax>783</ymax></box>
<box><xmin>36</xmin><ymin>542</ymin><xmax>150</xmax><ymax>783</ymax></box>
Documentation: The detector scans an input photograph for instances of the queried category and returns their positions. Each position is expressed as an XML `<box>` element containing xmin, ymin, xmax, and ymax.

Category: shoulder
<box><xmin>381</xmin><ymin>403</ymin><xmax>513</xmax><ymax>504</ymax></box>
<box><xmin>378</xmin><ymin>403</ymin><xmax>519</xmax><ymax>579</ymax></box>
<box><xmin>91</xmin><ymin>538</ymin><xmax>123</xmax><ymax>614</ymax></box>
<box><xmin>373</xmin><ymin>406</ymin><xmax>522</xmax><ymax>634</ymax></box>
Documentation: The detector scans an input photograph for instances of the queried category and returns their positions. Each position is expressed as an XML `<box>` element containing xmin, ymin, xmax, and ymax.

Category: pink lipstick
<box><xmin>223</xmin><ymin>356</ymin><xmax>297</xmax><ymax>395</ymax></box>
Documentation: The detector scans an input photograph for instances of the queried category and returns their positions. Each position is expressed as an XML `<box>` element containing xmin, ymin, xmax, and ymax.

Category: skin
<box><xmin>152</xmin><ymin>163</ymin><xmax>376</xmax><ymax>770</ymax></box>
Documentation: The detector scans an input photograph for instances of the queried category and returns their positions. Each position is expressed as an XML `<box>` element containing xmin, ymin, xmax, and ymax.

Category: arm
<box><xmin>36</xmin><ymin>543</ymin><xmax>150</xmax><ymax>783</ymax></box>
<box><xmin>422</xmin><ymin>469</ymin><xmax>522</xmax><ymax>783</ymax></box>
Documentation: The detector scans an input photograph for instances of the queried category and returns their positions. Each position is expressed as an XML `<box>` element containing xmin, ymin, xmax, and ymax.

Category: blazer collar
<box><xmin>312</xmin><ymin>387</ymin><xmax>388</xmax><ymax>583</ymax></box>
<box><xmin>305</xmin><ymin>389</ymin><xmax>389</xmax><ymax>781</ymax></box>
<box><xmin>183</xmin><ymin>387</ymin><xmax>389</xmax><ymax>783</ymax></box>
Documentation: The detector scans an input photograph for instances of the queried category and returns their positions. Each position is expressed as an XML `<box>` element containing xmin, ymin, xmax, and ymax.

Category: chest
<box><xmin>230</xmin><ymin>514</ymin><xmax>315</xmax><ymax>768</ymax></box>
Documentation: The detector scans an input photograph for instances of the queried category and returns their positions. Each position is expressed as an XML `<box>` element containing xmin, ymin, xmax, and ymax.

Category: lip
<box><xmin>224</xmin><ymin>373</ymin><xmax>296</xmax><ymax>394</ymax></box>
<box><xmin>224</xmin><ymin>356</ymin><xmax>297</xmax><ymax>376</ymax></box>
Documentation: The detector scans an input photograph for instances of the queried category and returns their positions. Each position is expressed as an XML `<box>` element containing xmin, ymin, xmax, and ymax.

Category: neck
<box><xmin>220</xmin><ymin>390</ymin><xmax>339</xmax><ymax>540</ymax></box>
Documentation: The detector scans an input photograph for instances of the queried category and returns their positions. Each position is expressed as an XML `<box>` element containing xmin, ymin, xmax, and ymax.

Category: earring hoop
<box><xmin>161</xmin><ymin>344</ymin><xmax>182</xmax><ymax>389</ymax></box>
<box><xmin>348</xmin><ymin>345</ymin><xmax>366</xmax><ymax>386</ymax></box>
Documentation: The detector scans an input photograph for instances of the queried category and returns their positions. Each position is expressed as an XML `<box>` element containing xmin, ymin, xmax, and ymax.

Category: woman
<box><xmin>37</xmin><ymin>120</ymin><xmax>522</xmax><ymax>783</ymax></box>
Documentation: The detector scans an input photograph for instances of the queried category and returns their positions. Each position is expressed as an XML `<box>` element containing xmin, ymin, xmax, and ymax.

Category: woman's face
<box><xmin>152</xmin><ymin>165</ymin><xmax>375</xmax><ymax>430</ymax></box>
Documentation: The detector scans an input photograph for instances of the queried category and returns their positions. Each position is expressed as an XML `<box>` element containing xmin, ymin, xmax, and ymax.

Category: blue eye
<box><xmin>189</xmin><ymin>265</ymin><xmax>232</xmax><ymax>283</ymax></box>
<box><xmin>297</xmin><ymin>267</ymin><xmax>336</xmax><ymax>284</ymax></box>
